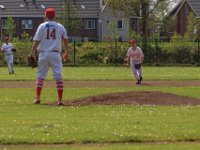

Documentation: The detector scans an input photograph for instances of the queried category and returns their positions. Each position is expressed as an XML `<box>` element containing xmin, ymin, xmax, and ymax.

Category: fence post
<box><xmin>73</xmin><ymin>40</ymin><xmax>76</xmax><ymax>66</ymax></box>
<box><xmin>155</xmin><ymin>38</ymin><xmax>158</xmax><ymax>66</ymax></box>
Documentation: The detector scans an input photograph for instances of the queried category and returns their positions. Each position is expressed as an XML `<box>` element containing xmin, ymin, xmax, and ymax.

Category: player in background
<box><xmin>29</xmin><ymin>8</ymin><xmax>69</xmax><ymax>105</ymax></box>
<box><xmin>126</xmin><ymin>39</ymin><xmax>144</xmax><ymax>84</ymax></box>
<box><xmin>1</xmin><ymin>35</ymin><xmax>15</xmax><ymax>74</ymax></box>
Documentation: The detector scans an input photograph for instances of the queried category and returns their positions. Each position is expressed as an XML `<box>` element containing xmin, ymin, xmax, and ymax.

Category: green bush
<box><xmin>77</xmin><ymin>42</ymin><xmax>104</xmax><ymax>65</ymax></box>
<box><xmin>158</xmin><ymin>40</ymin><xmax>197</xmax><ymax>65</ymax></box>
<box><xmin>0</xmin><ymin>39</ymin><xmax>199</xmax><ymax>66</ymax></box>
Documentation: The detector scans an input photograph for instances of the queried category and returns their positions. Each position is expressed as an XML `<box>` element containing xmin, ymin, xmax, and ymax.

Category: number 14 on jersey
<box><xmin>46</xmin><ymin>28</ymin><xmax>56</xmax><ymax>39</ymax></box>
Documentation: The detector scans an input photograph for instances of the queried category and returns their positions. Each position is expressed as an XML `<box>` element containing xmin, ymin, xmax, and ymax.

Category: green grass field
<box><xmin>0</xmin><ymin>66</ymin><xmax>200</xmax><ymax>150</ymax></box>
<box><xmin>1</xmin><ymin>66</ymin><xmax>200</xmax><ymax>80</ymax></box>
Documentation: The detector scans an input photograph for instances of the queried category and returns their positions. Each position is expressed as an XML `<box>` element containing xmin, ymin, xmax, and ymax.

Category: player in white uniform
<box><xmin>29</xmin><ymin>8</ymin><xmax>69</xmax><ymax>105</ymax></box>
<box><xmin>1</xmin><ymin>35</ymin><xmax>15</xmax><ymax>74</ymax></box>
<box><xmin>127</xmin><ymin>39</ymin><xmax>144</xmax><ymax>84</ymax></box>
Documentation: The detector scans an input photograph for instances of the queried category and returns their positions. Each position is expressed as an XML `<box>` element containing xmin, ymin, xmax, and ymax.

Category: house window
<box><xmin>132</xmin><ymin>18</ymin><xmax>138</xmax><ymax>31</ymax></box>
<box><xmin>21</xmin><ymin>20</ymin><xmax>33</xmax><ymax>29</ymax></box>
<box><xmin>1</xmin><ymin>20</ymin><xmax>7</xmax><ymax>29</ymax></box>
<box><xmin>117</xmin><ymin>20</ymin><xmax>123</xmax><ymax>29</ymax></box>
<box><xmin>84</xmin><ymin>19</ymin><xmax>95</xmax><ymax>29</ymax></box>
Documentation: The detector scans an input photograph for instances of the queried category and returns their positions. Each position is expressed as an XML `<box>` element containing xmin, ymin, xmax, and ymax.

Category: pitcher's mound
<box><xmin>48</xmin><ymin>91</ymin><xmax>200</xmax><ymax>106</ymax></box>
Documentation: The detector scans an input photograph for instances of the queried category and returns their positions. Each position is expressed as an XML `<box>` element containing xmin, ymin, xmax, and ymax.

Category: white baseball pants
<box><xmin>37</xmin><ymin>52</ymin><xmax>63</xmax><ymax>80</ymax></box>
<box><xmin>131</xmin><ymin>60</ymin><xmax>142</xmax><ymax>81</ymax></box>
<box><xmin>5</xmin><ymin>54</ymin><xmax>14</xmax><ymax>73</ymax></box>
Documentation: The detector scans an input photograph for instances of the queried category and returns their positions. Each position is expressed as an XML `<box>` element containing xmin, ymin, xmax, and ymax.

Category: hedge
<box><xmin>0</xmin><ymin>39</ymin><xmax>199</xmax><ymax>66</ymax></box>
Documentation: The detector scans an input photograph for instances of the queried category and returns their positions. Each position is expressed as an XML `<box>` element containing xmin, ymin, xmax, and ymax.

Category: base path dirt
<box><xmin>1</xmin><ymin>80</ymin><xmax>200</xmax><ymax>106</ymax></box>
<box><xmin>1</xmin><ymin>80</ymin><xmax>200</xmax><ymax>88</ymax></box>
<box><xmin>1</xmin><ymin>141</ymin><xmax>200</xmax><ymax>148</ymax></box>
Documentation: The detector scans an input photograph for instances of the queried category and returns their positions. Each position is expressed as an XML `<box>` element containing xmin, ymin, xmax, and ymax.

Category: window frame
<box><xmin>117</xmin><ymin>20</ymin><xmax>123</xmax><ymax>29</ymax></box>
<box><xmin>1</xmin><ymin>19</ymin><xmax>7</xmax><ymax>29</ymax></box>
<box><xmin>84</xmin><ymin>19</ymin><xmax>96</xmax><ymax>29</ymax></box>
<box><xmin>132</xmin><ymin>18</ymin><xmax>138</xmax><ymax>31</ymax></box>
<box><xmin>21</xmin><ymin>19</ymin><xmax>33</xmax><ymax>29</ymax></box>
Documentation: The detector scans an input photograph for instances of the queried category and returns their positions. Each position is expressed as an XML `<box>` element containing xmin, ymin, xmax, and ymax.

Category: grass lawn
<box><xmin>0</xmin><ymin>66</ymin><xmax>200</xmax><ymax>149</ymax></box>
<box><xmin>0</xmin><ymin>87</ymin><xmax>200</xmax><ymax>145</ymax></box>
<box><xmin>0</xmin><ymin>66</ymin><xmax>200</xmax><ymax>80</ymax></box>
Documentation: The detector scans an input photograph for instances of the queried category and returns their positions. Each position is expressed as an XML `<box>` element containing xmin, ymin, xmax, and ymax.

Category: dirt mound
<box><xmin>48</xmin><ymin>91</ymin><xmax>200</xmax><ymax>106</ymax></box>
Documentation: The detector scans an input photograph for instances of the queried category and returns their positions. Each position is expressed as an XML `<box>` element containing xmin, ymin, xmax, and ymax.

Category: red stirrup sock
<box><xmin>56</xmin><ymin>80</ymin><xmax>64</xmax><ymax>100</ymax></box>
<box><xmin>36</xmin><ymin>78</ymin><xmax>44</xmax><ymax>98</ymax></box>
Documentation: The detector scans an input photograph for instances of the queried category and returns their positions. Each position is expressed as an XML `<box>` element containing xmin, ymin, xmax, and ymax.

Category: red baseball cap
<box><xmin>130</xmin><ymin>39</ymin><xmax>136</xmax><ymax>44</ymax></box>
<box><xmin>45</xmin><ymin>8</ymin><xmax>55</xmax><ymax>18</ymax></box>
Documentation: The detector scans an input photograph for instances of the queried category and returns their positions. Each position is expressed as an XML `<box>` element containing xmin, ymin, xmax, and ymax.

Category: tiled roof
<box><xmin>0</xmin><ymin>0</ymin><xmax>100</xmax><ymax>18</ymax></box>
<box><xmin>187</xmin><ymin>0</ymin><xmax>200</xmax><ymax>17</ymax></box>
<box><xmin>169</xmin><ymin>0</ymin><xmax>200</xmax><ymax>17</ymax></box>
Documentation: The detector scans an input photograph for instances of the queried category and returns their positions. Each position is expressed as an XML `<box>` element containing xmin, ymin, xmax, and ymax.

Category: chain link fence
<box><xmin>65</xmin><ymin>38</ymin><xmax>200</xmax><ymax>66</ymax></box>
<box><xmin>0</xmin><ymin>38</ymin><xmax>200</xmax><ymax>67</ymax></box>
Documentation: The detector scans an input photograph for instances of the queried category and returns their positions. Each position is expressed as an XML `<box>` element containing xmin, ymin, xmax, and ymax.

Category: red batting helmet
<box><xmin>45</xmin><ymin>8</ymin><xmax>55</xmax><ymax>18</ymax></box>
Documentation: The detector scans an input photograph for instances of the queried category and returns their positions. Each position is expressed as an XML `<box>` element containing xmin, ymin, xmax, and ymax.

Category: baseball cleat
<box><xmin>57</xmin><ymin>101</ymin><xmax>64</xmax><ymax>106</ymax></box>
<box><xmin>33</xmin><ymin>99</ymin><xmax>40</xmax><ymax>104</ymax></box>
<box><xmin>136</xmin><ymin>80</ymin><xmax>141</xmax><ymax>85</ymax></box>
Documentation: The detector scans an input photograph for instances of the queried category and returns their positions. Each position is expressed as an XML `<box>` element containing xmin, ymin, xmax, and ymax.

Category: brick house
<box><xmin>168</xmin><ymin>0</ymin><xmax>200</xmax><ymax>37</ymax></box>
<box><xmin>0</xmin><ymin>0</ymin><xmax>140</xmax><ymax>42</ymax></box>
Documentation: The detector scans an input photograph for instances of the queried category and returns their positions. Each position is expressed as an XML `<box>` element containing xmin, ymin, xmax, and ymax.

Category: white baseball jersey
<box><xmin>127</xmin><ymin>46</ymin><xmax>144</xmax><ymax>63</ymax></box>
<box><xmin>33</xmin><ymin>21</ymin><xmax>68</xmax><ymax>52</ymax></box>
<box><xmin>1</xmin><ymin>43</ymin><xmax>14</xmax><ymax>55</ymax></box>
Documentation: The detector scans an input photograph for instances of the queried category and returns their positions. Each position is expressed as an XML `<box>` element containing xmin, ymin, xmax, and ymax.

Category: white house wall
<box><xmin>99</xmin><ymin>6</ymin><xmax>130</xmax><ymax>42</ymax></box>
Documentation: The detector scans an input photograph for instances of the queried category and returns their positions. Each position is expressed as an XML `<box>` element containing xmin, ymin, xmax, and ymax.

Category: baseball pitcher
<box><xmin>29</xmin><ymin>8</ymin><xmax>68</xmax><ymax>105</ymax></box>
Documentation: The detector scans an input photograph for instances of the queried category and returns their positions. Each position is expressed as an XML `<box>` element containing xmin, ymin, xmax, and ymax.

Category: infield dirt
<box><xmin>2</xmin><ymin>80</ymin><xmax>200</xmax><ymax>106</ymax></box>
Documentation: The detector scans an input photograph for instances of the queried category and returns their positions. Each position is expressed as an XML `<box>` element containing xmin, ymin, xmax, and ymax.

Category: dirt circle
<box><xmin>49</xmin><ymin>91</ymin><xmax>200</xmax><ymax>106</ymax></box>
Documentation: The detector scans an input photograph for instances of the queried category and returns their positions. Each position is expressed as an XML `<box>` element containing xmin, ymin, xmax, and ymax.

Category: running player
<box><xmin>29</xmin><ymin>8</ymin><xmax>69</xmax><ymax>105</ymax></box>
<box><xmin>127</xmin><ymin>39</ymin><xmax>144</xmax><ymax>84</ymax></box>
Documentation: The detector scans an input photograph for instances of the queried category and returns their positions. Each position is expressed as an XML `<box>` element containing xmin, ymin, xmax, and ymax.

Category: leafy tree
<box><xmin>161</xmin><ymin>15</ymin><xmax>176</xmax><ymax>35</ymax></box>
<box><xmin>186</xmin><ymin>12</ymin><xmax>199</xmax><ymax>41</ymax></box>
<box><xmin>129</xmin><ymin>30</ymin><xmax>139</xmax><ymax>40</ymax></box>
<box><xmin>21</xmin><ymin>31</ymin><xmax>32</xmax><ymax>42</ymax></box>
<box><xmin>58</xmin><ymin>0</ymin><xmax>82</xmax><ymax>33</ymax></box>
<box><xmin>107</xmin><ymin>21</ymin><xmax>119</xmax><ymax>41</ymax></box>
<box><xmin>151</xmin><ymin>1</ymin><xmax>175</xmax><ymax>34</ymax></box>
<box><xmin>4</xmin><ymin>16</ymin><xmax>16</xmax><ymax>39</ymax></box>
<box><xmin>107</xmin><ymin>0</ymin><xmax>172</xmax><ymax>50</ymax></box>
<box><xmin>105</xmin><ymin>21</ymin><xmax>120</xmax><ymax>64</ymax></box>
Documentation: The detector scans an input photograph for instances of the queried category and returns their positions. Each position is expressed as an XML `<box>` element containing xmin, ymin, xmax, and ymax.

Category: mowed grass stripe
<box><xmin>1</xmin><ymin>66</ymin><xmax>200</xmax><ymax>81</ymax></box>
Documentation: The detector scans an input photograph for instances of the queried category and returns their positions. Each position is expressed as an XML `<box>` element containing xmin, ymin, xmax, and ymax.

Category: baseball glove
<box><xmin>134</xmin><ymin>63</ymin><xmax>141</xmax><ymax>69</ymax></box>
<box><xmin>28</xmin><ymin>56</ymin><xmax>38</xmax><ymax>68</ymax></box>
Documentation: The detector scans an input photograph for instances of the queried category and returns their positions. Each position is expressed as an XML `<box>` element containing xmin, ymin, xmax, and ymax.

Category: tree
<box><xmin>107</xmin><ymin>21</ymin><xmax>119</xmax><ymax>41</ymax></box>
<box><xmin>186</xmin><ymin>12</ymin><xmax>199</xmax><ymax>41</ymax></box>
<box><xmin>59</xmin><ymin>0</ymin><xmax>82</xmax><ymax>34</ymax></box>
<box><xmin>151</xmin><ymin>1</ymin><xmax>177</xmax><ymax>40</ymax></box>
<box><xmin>107</xmin><ymin>0</ymin><xmax>173</xmax><ymax>50</ymax></box>
<box><xmin>107</xmin><ymin>21</ymin><xmax>120</xmax><ymax>64</ymax></box>
<box><xmin>4</xmin><ymin>16</ymin><xmax>16</xmax><ymax>39</ymax></box>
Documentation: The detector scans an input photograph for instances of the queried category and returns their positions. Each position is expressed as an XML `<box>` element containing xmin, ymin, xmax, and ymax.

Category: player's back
<box><xmin>34</xmin><ymin>21</ymin><xmax>67</xmax><ymax>52</ymax></box>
